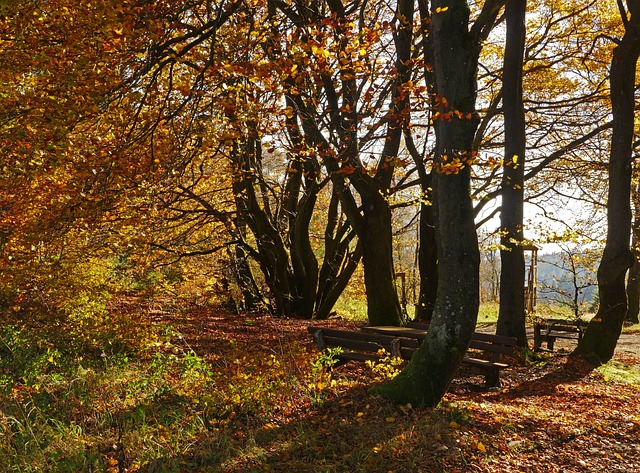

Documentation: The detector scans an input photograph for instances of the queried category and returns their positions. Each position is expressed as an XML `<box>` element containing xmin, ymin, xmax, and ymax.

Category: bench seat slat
<box><xmin>308</xmin><ymin>326</ymin><xmax>398</xmax><ymax>345</ymax></box>
<box><xmin>468</xmin><ymin>340</ymin><xmax>516</xmax><ymax>355</ymax></box>
<box><xmin>462</xmin><ymin>358</ymin><xmax>509</xmax><ymax>369</ymax></box>
<box><xmin>323</xmin><ymin>336</ymin><xmax>390</xmax><ymax>354</ymax></box>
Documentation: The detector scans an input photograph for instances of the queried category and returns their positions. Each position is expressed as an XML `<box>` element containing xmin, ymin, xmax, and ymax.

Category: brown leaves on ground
<box><xmin>113</xmin><ymin>297</ymin><xmax>640</xmax><ymax>472</ymax></box>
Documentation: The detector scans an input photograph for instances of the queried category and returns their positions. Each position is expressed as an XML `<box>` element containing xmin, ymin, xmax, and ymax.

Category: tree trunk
<box><xmin>626</xmin><ymin>182</ymin><xmax>640</xmax><ymax>323</ymax></box>
<box><xmin>373</xmin><ymin>0</ymin><xmax>496</xmax><ymax>407</ymax></box>
<box><xmin>231</xmin><ymin>134</ymin><xmax>298</xmax><ymax>317</ymax></box>
<box><xmin>497</xmin><ymin>0</ymin><xmax>528</xmax><ymax>347</ymax></box>
<box><xmin>315</xmin><ymin>190</ymin><xmax>361</xmax><ymax>319</ymax></box>
<box><xmin>416</xmin><ymin>197</ymin><xmax>438</xmax><ymax>322</ymax></box>
<box><xmin>361</xmin><ymin>190</ymin><xmax>404</xmax><ymax>326</ymax></box>
<box><xmin>414</xmin><ymin>0</ymin><xmax>438</xmax><ymax>323</ymax></box>
<box><xmin>230</xmin><ymin>235</ymin><xmax>261</xmax><ymax>312</ymax></box>
<box><xmin>574</xmin><ymin>2</ymin><xmax>640</xmax><ymax>363</ymax></box>
<box><xmin>290</xmin><ymin>183</ymin><xmax>319</xmax><ymax>319</ymax></box>
<box><xmin>355</xmin><ymin>0</ymin><xmax>414</xmax><ymax>326</ymax></box>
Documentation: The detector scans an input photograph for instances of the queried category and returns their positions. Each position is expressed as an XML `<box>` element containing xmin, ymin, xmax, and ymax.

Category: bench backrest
<box><xmin>468</xmin><ymin>332</ymin><xmax>517</xmax><ymax>355</ymax></box>
<box><xmin>406</xmin><ymin>321</ymin><xmax>516</xmax><ymax>355</ymax></box>
<box><xmin>308</xmin><ymin>327</ymin><xmax>420</xmax><ymax>359</ymax></box>
<box><xmin>308</xmin><ymin>324</ymin><xmax>516</xmax><ymax>360</ymax></box>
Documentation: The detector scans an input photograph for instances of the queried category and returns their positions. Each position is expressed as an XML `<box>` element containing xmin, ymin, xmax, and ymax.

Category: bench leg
<box><xmin>485</xmin><ymin>368</ymin><xmax>501</xmax><ymax>388</ymax></box>
<box><xmin>547</xmin><ymin>337</ymin><xmax>555</xmax><ymax>351</ymax></box>
<box><xmin>533</xmin><ymin>326</ymin><xmax>541</xmax><ymax>349</ymax></box>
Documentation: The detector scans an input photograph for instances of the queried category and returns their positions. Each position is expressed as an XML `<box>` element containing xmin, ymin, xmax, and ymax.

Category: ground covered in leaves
<box><xmin>2</xmin><ymin>297</ymin><xmax>640</xmax><ymax>472</ymax></box>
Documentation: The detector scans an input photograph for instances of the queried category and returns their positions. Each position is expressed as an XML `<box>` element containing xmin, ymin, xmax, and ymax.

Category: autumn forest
<box><xmin>3</xmin><ymin>0</ymin><xmax>640</xmax><ymax>471</ymax></box>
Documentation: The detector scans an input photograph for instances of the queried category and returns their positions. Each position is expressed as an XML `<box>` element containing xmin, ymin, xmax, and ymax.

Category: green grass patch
<box><xmin>623</xmin><ymin>323</ymin><xmax>640</xmax><ymax>334</ymax></box>
<box><xmin>597</xmin><ymin>360</ymin><xmax>640</xmax><ymax>385</ymax></box>
<box><xmin>534</xmin><ymin>303</ymin><xmax>578</xmax><ymax>320</ymax></box>
<box><xmin>477</xmin><ymin>301</ymin><xmax>499</xmax><ymax>324</ymax></box>
<box><xmin>333</xmin><ymin>297</ymin><xmax>368</xmax><ymax>322</ymax></box>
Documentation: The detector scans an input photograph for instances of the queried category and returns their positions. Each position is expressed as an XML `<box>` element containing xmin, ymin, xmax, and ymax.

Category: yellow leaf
<box><xmin>385</xmin><ymin>417</ymin><xmax>396</xmax><ymax>422</ymax></box>
<box><xmin>48</xmin><ymin>355</ymin><xmax>54</xmax><ymax>363</ymax></box>
<box><xmin>449</xmin><ymin>421</ymin><xmax>460</xmax><ymax>429</ymax></box>
<box><xmin>359</xmin><ymin>48</ymin><xmax>367</xmax><ymax>56</ymax></box>
<box><xmin>512</xmin><ymin>155</ymin><xmax>518</xmax><ymax>164</ymax></box>
<box><xmin>435</xmin><ymin>6</ymin><xmax>449</xmax><ymax>13</ymax></box>
<box><xmin>615</xmin><ymin>453</ymin><xmax>623</xmax><ymax>460</ymax></box>
<box><xmin>477</xmin><ymin>442</ymin><xmax>486</xmax><ymax>452</ymax></box>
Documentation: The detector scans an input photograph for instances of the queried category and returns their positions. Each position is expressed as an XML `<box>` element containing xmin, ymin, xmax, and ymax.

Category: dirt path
<box><xmin>473</xmin><ymin>324</ymin><xmax>640</xmax><ymax>357</ymax></box>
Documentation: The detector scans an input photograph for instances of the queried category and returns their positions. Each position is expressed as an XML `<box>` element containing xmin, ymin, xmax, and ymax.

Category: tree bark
<box><xmin>416</xmin><ymin>195</ymin><xmax>438</xmax><ymax>322</ymax></box>
<box><xmin>497</xmin><ymin>0</ymin><xmax>528</xmax><ymax>347</ymax></box>
<box><xmin>373</xmin><ymin>0</ymin><xmax>499</xmax><ymax>407</ymax></box>
<box><xmin>626</xmin><ymin>181</ymin><xmax>640</xmax><ymax>323</ymax></box>
<box><xmin>290</xmin><ymin>182</ymin><xmax>320</xmax><ymax>319</ymax></box>
<box><xmin>413</xmin><ymin>0</ymin><xmax>438</xmax><ymax>322</ymax></box>
<box><xmin>360</xmin><ymin>190</ymin><xmax>404</xmax><ymax>326</ymax></box>
<box><xmin>573</xmin><ymin>1</ymin><xmax>640</xmax><ymax>363</ymax></box>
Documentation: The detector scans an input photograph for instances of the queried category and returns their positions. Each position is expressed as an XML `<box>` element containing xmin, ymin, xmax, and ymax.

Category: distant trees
<box><xmin>538</xmin><ymin>239</ymin><xmax>599</xmax><ymax>319</ymax></box>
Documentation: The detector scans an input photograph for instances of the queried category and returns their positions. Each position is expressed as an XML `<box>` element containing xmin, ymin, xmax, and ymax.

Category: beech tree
<box><xmin>374</xmin><ymin>0</ymin><xmax>505</xmax><ymax>407</ymax></box>
<box><xmin>574</xmin><ymin>0</ymin><xmax>640</xmax><ymax>363</ymax></box>
<box><xmin>496</xmin><ymin>0</ymin><xmax>528</xmax><ymax>347</ymax></box>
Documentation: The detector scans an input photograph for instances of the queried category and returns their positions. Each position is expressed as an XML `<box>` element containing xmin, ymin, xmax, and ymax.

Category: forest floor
<box><xmin>3</xmin><ymin>296</ymin><xmax>640</xmax><ymax>472</ymax></box>
<box><xmin>155</xmin><ymin>300</ymin><xmax>640</xmax><ymax>473</ymax></box>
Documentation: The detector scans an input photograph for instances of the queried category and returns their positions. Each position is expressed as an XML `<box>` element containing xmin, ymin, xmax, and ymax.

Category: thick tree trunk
<box><xmin>574</xmin><ymin>4</ymin><xmax>640</xmax><ymax>363</ymax></box>
<box><xmin>373</xmin><ymin>0</ymin><xmax>491</xmax><ymax>407</ymax></box>
<box><xmin>361</xmin><ymin>191</ymin><xmax>404</xmax><ymax>326</ymax></box>
<box><xmin>357</xmin><ymin>0</ymin><xmax>414</xmax><ymax>326</ymax></box>
<box><xmin>497</xmin><ymin>0</ymin><xmax>528</xmax><ymax>347</ymax></box>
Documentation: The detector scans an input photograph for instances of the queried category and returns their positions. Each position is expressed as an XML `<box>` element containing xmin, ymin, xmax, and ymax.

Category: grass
<box><xmin>332</xmin><ymin>296</ymin><xmax>369</xmax><ymax>322</ymax></box>
<box><xmin>0</xmin><ymin>325</ymin><xmax>220</xmax><ymax>472</ymax></box>
<box><xmin>332</xmin><ymin>298</ymin><xmax>581</xmax><ymax>327</ymax></box>
<box><xmin>597</xmin><ymin>360</ymin><xmax>640</xmax><ymax>385</ymax></box>
<box><xmin>623</xmin><ymin>323</ymin><xmax>640</xmax><ymax>334</ymax></box>
<box><xmin>477</xmin><ymin>301</ymin><xmax>499</xmax><ymax>323</ymax></box>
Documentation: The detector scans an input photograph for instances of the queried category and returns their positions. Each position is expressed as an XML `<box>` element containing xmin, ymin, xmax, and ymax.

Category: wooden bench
<box><xmin>533</xmin><ymin>318</ymin><xmax>586</xmax><ymax>351</ymax></box>
<box><xmin>307</xmin><ymin>326</ymin><xmax>420</xmax><ymax>366</ymax></box>
<box><xmin>405</xmin><ymin>321</ymin><xmax>517</xmax><ymax>387</ymax></box>
<box><xmin>309</xmin><ymin>323</ymin><xmax>517</xmax><ymax>388</ymax></box>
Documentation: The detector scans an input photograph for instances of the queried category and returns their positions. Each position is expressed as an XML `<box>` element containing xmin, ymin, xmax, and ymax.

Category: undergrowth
<box><xmin>3</xmin><ymin>300</ymin><xmax>640</xmax><ymax>472</ymax></box>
